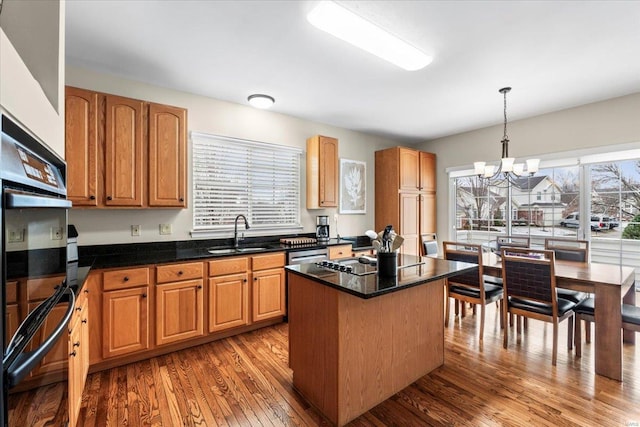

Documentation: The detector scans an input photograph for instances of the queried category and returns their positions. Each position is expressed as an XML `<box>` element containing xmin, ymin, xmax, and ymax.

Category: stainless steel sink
<box><xmin>207</xmin><ymin>247</ymin><xmax>269</xmax><ymax>255</ymax></box>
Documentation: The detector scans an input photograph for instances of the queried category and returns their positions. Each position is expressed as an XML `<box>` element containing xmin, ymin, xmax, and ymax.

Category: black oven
<box><xmin>1</xmin><ymin>115</ymin><xmax>74</xmax><ymax>426</ymax></box>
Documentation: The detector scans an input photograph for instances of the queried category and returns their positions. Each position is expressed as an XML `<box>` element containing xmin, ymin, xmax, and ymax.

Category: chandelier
<box><xmin>473</xmin><ymin>87</ymin><xmax>539</xmax><ymax>182</ymax></box>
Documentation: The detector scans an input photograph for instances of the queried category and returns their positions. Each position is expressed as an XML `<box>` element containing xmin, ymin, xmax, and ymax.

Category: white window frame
<box><xmin>191</xmin><ymin>132</ymin><xmax>302</xmax><ymax>237</ymax></box>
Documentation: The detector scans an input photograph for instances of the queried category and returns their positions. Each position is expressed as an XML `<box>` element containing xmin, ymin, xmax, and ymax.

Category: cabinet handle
<box><xmin>254</xmin><ymin>277</ymin><xmax>257</xmax><ymax>281</ymax></box>
<box><xmin>197</xmin><ymin>285</ymin><xmax>203</xmax><ymax>289</ymax></box>
<box><xmin>89</xmin><ymin>195</ymin><xmax>96</xmax><ymax>200</ymax></box>
<box><xmin>178</xmin><ymin>271</ymin><xmax>183</xmax><ymax>276</ymax></box>
<box><xmin>84</xmin><ymin>289</ymin><xmax>89</xmax><ymax>294</ymax></box>
<box><xmin>123</xmin><ymin>276</ymin><xmax>129</xmax><ymax>282</ymax></box>
<box><xmin>243</xmin><ymin>279</ymin><xmax>247</xmax><ymax>283</ymax></box>
<box><xmin>107</xmin><ymin>196</ymin><xmax>113</xmax><ymax>201</ymax></box>
<box><xmin>76</xmin><ymin>307</ymin><xmax>82</xmax><ymax>312</ymax></box>
<box><xmin>142</xmin><ymin>293</ymin><xmax>147</xmax><ymax>298</ymax></box>
<box><xmin>70</xmin><ymin>351</ymin><xmax>77</xmax><ymax>357</ymax></box>
<box><xmin>74</xmin><ymin>341</ymin><xmax>80</xmax><ymax>348</ymax></box>
<box><xmin>179</xmin><ymin>197</ymin><xmax>184</xmax><ymax>202</ymax></box>
<box><xmin>82</xmin><ymin>319</ymin><xmax>88</xmax><ymax>324</ymax></box>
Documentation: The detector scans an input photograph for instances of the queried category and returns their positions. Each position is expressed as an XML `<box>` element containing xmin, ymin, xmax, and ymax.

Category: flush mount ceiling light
<box><xmin>307</xmin><ymin>1</ymin><xmax>432</xmax><ymax>71</ymax></box>
<box><xmin>247</xmin><ymin>94</ymin><xmax>275</xmax><ymax>109</ymax></box>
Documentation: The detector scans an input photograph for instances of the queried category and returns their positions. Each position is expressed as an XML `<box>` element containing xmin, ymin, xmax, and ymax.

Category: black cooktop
<box><xmin>316</xmin><ymin>255</ymin><xmax>426</xmax><ymax>276</ymax></box>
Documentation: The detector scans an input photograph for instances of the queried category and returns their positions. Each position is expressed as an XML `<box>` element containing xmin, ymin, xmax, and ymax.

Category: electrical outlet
<box><xmin>50</xmin><ymin>227</ymin><xmax>63</xmax><ymax>240</ymax></box>
<box><xmin>131</xmin><ymin>225</ymin><xmax>141</xmax><ymax>237</ymax></box>
<box><xmin>8</xmin><ymin>229</ymin><xmax>24</xmax><ymax>243</ymax></box>
<box><xmin>159</xmin><ymin>224</ymin><xmax>172</xmax><ymax>235</ymax></box>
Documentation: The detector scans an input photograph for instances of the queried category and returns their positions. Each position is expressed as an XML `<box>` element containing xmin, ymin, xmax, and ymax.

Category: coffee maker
<box><xmin>316</xmin><ymin>215</ymin><xmax>330</xmax><ymax>244</ymax></box>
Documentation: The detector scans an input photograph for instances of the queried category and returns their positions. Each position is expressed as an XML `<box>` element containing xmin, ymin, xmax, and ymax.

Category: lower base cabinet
<box><xmin>103</xmin><ymin>286</ymin><xmax>150</xmax><ymax>358</ymax></box>
<box><xmin>252</xmin><ymin>268</ymin><xmax>285</xmax><ymax>322</ymax></box>
<box><xmin>68</xmin><ymin>288</ymin><xmax>90</xmax><ymax>427</ymax></box>
<box><xmin>156</xmin><ymin>279</ymin><xmax>205</xmax><ymax>345</ymax></box>
<box><xmin>209</xmin><ymin>273</ymin><xmax>249</xmax><ymax>333</ymax></box>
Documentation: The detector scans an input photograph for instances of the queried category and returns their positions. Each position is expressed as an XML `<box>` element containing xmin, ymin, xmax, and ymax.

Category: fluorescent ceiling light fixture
<box><xmin>307</xmin><ymin>1</ymin><xmax>432</xmax><ymax>71</ymax></box>
<box><xmin>247</xmin><ymin>94</ymin><xmax>275</xmax><ymax>109</ymax></box>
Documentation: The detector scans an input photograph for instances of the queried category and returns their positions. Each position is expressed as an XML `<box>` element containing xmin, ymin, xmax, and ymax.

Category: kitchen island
<box><xmin>286</xmin><ymin>255</ymin><xmax>476</xmax><ymax>426</ymax></box>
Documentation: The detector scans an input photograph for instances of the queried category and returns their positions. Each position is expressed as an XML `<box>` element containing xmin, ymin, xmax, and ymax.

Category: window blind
<box><xmin>192</xmin><ymin>132</ymin><xmax>301</xmax><ymax>231</ymax></box>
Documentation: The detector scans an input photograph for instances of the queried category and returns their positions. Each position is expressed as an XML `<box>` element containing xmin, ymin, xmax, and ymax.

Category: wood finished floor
<box><xmin>8</xmin><ymin>302</ymin><xmax>640</xmax><ymax>426</ymax></box>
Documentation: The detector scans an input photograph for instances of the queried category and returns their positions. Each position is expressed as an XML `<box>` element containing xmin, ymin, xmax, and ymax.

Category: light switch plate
<box><xmin>160</xmin><ymin>224</ymin><xmax>172</xmax><ymax>235</ymax></box>
<box><xmin>131</xmin><ymin>225</ymin><xmax>141</xmax><ymax>236</ymax></box>
<box><xmin>8</xmin><ymin>229</ymin><xmax>24</xmax><ymax>243</ymax></box>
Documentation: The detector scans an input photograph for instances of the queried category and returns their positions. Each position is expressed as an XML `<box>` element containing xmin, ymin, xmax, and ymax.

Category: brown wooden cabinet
<box><xmin>251</xmin><ymin>253</ymin><xmax>285</xmax><ymax>322</ymax></box>
<box><xmin>148</xmin><ymin>103</ymin><xmax>187</xmax><ymax>207</ymax></box>
<box><xmin>208</xmin><ymin>257</ymin><xmax>249</xmax><ymax>333</ymax></box>
<box><xmin>329</xmin><ymin>244</ymin><xmax>352</xmax><ymax>260</ymax></box>
<box><xmin>64</xmin><ymin>86</ymin><xmax>187</xmax><ymax>208</ymax></box>
<box><xmin>375</xmin><ymin>147</ymin><xmax>436</xmax><ymax>256</ymax></box>
<box><xmin>306</xmin><ymin>135</ymin><xmax>338</xmax><ymax>209</ymax></box>
<box><xmin>104</xmin><ymin>94</ymin><xmax>145</xmax><ymax>207</ymax></box>
<box><xmin>68</xmin><ymin>288</ymin><xmax>89</xmax><ymax>427</ymax></box>
<box><xmin>156</xmin><ymin>262</ymin><xmax>204</xmax><ymax>346</ymax></box>
<box><xmin>102</xmin><ymin>267</ymin><xmax>150</xmax><ymax>358</ymax></box>
<box><xmin>65</xmin><ymin>86</ymin><xmax>98</xmax><ymax>206</ymax></box>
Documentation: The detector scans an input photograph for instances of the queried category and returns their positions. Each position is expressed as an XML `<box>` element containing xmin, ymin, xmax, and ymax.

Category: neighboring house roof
<box><xmin>511</xmin><ymin>176</ymin><xmax>547</xmax><ymax>190</ymax></box>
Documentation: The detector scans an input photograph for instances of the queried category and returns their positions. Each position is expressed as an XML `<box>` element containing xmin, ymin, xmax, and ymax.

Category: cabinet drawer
<box><xmin>329</xmin><ymin>245</ymin><xmax>352</xmax><ymax>260</ymax></box>
<box><xmin>208</xmin><ymin>257</ymin><xmax>249</xmax><ymax>277</ymax></box>
<box><xmin>27</xmin><ymin>276</ymin><xmax>66</xmax><ymax>301</ymax></box>
<box><xmin>352</xmin><ymin>249</ymin><xmax>373</xmax><ymax>257</ymax></box>
<box><xmin>6</xmin><ymin>281</ymin><xmax>18</xmax><ymax>304</ymax></box>
<box><xmin>252</xmin><ymin>252</ymin><xmax>285</xmax><ymax>271</ymax></box>
<box><xmin>156</xmin><ymin>262</ymin><xmax>203</xmax><ymax>284</ymax></box>
<box><xmin>103</xmin><ymin>267</ymin><xmax>150</xmax><ymax>291</ymax></box>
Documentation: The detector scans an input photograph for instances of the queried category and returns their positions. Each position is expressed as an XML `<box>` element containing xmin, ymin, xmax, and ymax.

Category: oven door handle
<box><xmin>5</xmin><ymin>191</ymin><xmax>72</xmax><ymax>209</ymax></box>
<box><xmin>4</xmin><ymin>288</ymin><xmax>76</xmax><ymax>388</ymax></box>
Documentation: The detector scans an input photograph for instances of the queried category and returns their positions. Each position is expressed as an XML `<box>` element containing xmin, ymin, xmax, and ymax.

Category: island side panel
<box><xmin>288</xmin><ymin>273</ymin><xmax>340</xmax><ymax>423</ymax></box>
<box><xmin>337</xmin><ymin>280</ymin><xmax>445</xmax><ymax>425</ymax></box>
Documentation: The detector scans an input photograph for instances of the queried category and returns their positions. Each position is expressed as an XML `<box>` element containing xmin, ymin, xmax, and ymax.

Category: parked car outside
<box><xmin>559</xmin><ymin>212</ymin><xmax>609</xmax><ymax>231</ymax></box>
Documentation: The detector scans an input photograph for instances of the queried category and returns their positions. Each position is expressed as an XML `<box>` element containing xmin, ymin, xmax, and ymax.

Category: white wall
<box><xmin>0</xmin><ymin>1</ymin><xmax>65</xmax><ymax>157</ymax></box>
<box><xmin>420</xmin><ymin>92</ymin><xmax>640</xmax><ymax>241</ymax></box>
<box><xmin>66</xmin><ymin>65</ymin><xmax>401</xmax><ymax>246</ymax></box>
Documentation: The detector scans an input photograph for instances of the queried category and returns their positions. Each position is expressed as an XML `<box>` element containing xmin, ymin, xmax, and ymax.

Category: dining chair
<box><xmin>573</xmin><ymin>296</ymin><xmax>640</xmax><ymax>357</ymax></box>
<box><xmin>485</xmin><ymin>235</ymin><xmax>531</xmax><ymax>285</ymax></box>
<box><xmin>443</xmin><ymin>242</ymin><xmax>504</xmax><ymax>342</ymax></box>
<box><xmin>421</xmin><ymin>233</ymin><xmax>439</xmax><ymax>258</ymax></box>
<box><xmin>500</xmin><ymin>247</ymin><xmax>576</xmax><ymax>366</ymax></box>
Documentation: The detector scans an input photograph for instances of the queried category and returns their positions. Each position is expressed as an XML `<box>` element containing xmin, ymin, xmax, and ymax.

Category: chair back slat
<box><xmin>421</xmin><ymin>233</ymin><xmax>439</xmax><ymax>257</ymax></box>
<box><xmin>501</xmin><ymin>248</ymin><xmax>556</xmax><ymax>304</ymax></box>
<box><xmin>443</xmin><ymin>242</ymin><xmax>482</xmax><ymax>288</ymax></box>
<box><xmin>544</xmin><ymin>238</ymin><xmax>589</xmax><ymax>262</ymax></box>
<box><xmin>496</xmin><ymin>235</ymin><xmax>530</xmax><ymax>252</ymax></box>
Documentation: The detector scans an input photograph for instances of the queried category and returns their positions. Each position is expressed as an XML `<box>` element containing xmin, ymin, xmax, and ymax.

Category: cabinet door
<box><xmin>148</xmin><ymin>103</ymin><xmax>187</xmax><ymax>207</ymax></box>
<box><xmin>68</xmin><ymin>317</ymin><xmax>82</xmax><ymax>427</ymax></box>
<box><xmin>319</xmin><ymin>136</ymin><xmax>339</xmax><ymax>207</ymax></box>
<box><xmin>5</xmin><ymin>304</ymin><xmax>20</xmax><ymax>347</ymax></box>
<box><xmin>420</xmin><ymin>152</ymin><xmax>436</xmax><ymax>192</ymax></box>
<box><xmin>104</xmin><ymin>95</ymin><xmax>144</xmax><ymax>206</ymax></box>
<box><xmin>420</xmin><ymin>192</ymin><xmax>437</xmax><ymax>235</ymax></box>
<box><xmin>28</xmin><ymin>303</ymin><xmax>68</xmax><ymax>377</ymax></box>
<box><xmin>65</xmin><ymin>86</ymin><xmax>99</xmax><ymax>206</ymax></box>
<box><xmin>399</xmin><ymin>148</ymin><xmax>420</xmax><ymax>191</ymax></box>
<box><xmin>400</xmin><ymin>192</ymin><xmax>420</xmax><ymax>256</ymax></box>
<box><xmin>103</xmin><ymin>286</ymin><xmax>149</xmax><ymax>358</ymax></box>
<box><xmin>209</xmin><ymin>273</ymin><xmax>249</xmax><ymax>333</ymax></box>
<box><xmin>252</xmin><ymin>268</ymin><xmax>285</xmax><ymax>322</ymax></box>
<box><xmin>156</xmin><ymin>279</ymin><xmax>204</xmax><ymax>346</ymax></box>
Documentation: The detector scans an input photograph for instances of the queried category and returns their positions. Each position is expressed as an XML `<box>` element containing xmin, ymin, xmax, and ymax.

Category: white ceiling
<box><xmin>65</xmin><ymin>0</ymin><xmax>640</xmax><ymax>144</ymax></box>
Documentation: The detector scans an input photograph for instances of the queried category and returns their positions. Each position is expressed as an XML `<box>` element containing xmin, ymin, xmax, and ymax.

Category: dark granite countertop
<box><xmin>79</xmin><ymin>235</ymin><xmax>373</xmax><ymax>270</ymax></box>
<box><xmin>286</xmin><ymin>254</ymin><xmax>477</xmax><ymax>299</ymax></box>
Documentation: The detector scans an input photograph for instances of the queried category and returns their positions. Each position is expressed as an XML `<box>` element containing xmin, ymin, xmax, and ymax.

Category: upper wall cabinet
<box><xmin>306</xmin><ymin>135</ymin><xmax>338</xmax><ymax>209</ymax></box>
<box><xmin>65</xmin><ymin>86</ymin><xmax>187</xmax><ymax>208</ymax></box>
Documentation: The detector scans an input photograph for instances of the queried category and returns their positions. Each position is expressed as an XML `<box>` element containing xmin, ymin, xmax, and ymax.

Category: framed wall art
<box><xmin>339</xmin><ymin>158</ymin><xmax>366</xmax><ymax>214</ymax></box>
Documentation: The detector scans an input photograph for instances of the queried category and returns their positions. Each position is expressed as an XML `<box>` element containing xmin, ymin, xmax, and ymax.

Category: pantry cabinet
<box><xmin>375</xmin><ymin>147</ymin><xmax>437</xmax><ymax>256</ymax></box>
<box><xmin>64</xmin><ymin>86</ymin><xmax>187</xmax><ymax>208</ymax></box>
<box><xmin>307</xmin><ymin>135</ymin><xmax>339</xmax><ymax>209</ymax></box>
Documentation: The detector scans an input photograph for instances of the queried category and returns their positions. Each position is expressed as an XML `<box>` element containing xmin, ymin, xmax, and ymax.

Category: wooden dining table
<box><xmin>482</xmin><ymin>252</ymin><xmax>636</xmax><ymax>381</ymax></box>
